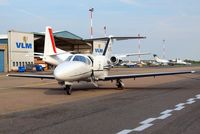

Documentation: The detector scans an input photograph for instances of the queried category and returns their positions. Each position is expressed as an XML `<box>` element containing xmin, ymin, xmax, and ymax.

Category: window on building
<box><xmin>25</xmin><ymin>62</ymin><xmax>27</xmax><ymax>65</ymax></box>
<box><xmin>22</xmin><ymin>62</ymin><xmax>24</xmax><ymax>66</ymax></box>
<box><xmin>19</xmin><ymin>62</ymin><xmax>21</xmax><ymax>66</ymax></box>
<box><xmin>16</xmin><ymin>62</ymin><xmax>18</xmax><ymax>67</ymax></box>
<box><xmin>13</xmin><ymin>62</ymin><xmax>15</xmax><ymax>67</ymax></box>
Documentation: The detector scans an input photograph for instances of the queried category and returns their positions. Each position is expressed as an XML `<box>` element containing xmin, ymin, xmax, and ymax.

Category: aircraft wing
<box><xmin>126</xmin><ymin>52</ymin><xmax>151</xmax><ymax>57</ymax></box>
<box><xmin>116</xmin><ymin>52</ymin><xmax>151</xmax><ymax>58</ymax></box>
<box><xmin>85</xmin><ymin>36</ymin><xmax>146</xmax><ymax>41</ymax></box>
<box><xmin>103</xmin><ymin>71</ymin><xmax>195</xmax><ymax>81</ymax></box>
<box><xmin>7</xmin><ymin>74</ymin><xmax>55</xmax><ymax>79</ymax></box>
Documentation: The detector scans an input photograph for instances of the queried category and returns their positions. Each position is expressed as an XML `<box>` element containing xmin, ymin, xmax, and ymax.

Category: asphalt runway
<box><xmin>0</xmin><ymin>66</ymin><xmax>200</xmax><ymax>134</ymax></box>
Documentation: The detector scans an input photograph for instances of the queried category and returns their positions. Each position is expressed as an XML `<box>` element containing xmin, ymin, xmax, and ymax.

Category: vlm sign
<box><xmin>16</xmin><ymin>36</ymin><xmax>32</xmax><ymax>49</ymax></box>
<box><xmin>16</xmin><ymin>42</ymin><xmax>32</xmax><ymax>49</ymax></box>
<box><xmin>95</xmin><ymin>48</ymin><xmax>103</xmax><ymax>53</ymax></box>
<box><xmin>93</xmin><ymin>42</ymin><xmax>105</xmax><ymax>55</ymax></box>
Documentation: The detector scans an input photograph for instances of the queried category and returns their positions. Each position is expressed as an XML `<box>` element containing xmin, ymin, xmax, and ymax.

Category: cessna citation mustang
<box><xmin>7</xmin><ymin>28</ymin><xmax>195</xmax><ymax>95</ymax></box>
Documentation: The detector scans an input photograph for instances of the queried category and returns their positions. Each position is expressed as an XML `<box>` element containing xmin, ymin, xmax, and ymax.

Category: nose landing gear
<box><xmin>64</xmin><ymin>85</ymin><xmax>72</xmax><ymax>95</ymax></box>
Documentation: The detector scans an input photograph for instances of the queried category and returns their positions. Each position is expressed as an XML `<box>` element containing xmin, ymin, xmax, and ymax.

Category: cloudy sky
<box><xmin>0</xmin><ymin>0</ymin><xmax>200</xmax><ymax>60</ymax></box>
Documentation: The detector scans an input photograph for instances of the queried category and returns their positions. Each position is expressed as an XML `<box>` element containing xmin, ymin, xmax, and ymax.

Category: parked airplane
<box><xmin>172</xmin><ymin>59</ymin><xmax>192</xmax><ymax>65</ymax></box>
<box><xmin>153</xmin><ymin>54</ymin><xmax>191</xmax><ymax>66</ymax></box>
<box><xmin>7</xmin><ymin>27</ymin><xmax>195</xmax><ymax>95</ymax></box>
<box><xmin>153</xmin><ymin>54</ymin><xmax>174</xmax><ymax>66</ymax></box>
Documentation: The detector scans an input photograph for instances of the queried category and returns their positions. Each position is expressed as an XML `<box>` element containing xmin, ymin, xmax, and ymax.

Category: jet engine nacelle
<box><xmin>110</xmin><ymin>56</ymin><xmax>122</xmax><ymax>65</ymax></box>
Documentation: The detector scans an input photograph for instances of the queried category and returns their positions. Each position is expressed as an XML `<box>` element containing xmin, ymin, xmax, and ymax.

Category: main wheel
<box><xmin>116</xmin><ymin>79</ymin><xmax>125</xmax><ymax>90</ymax></box>
<box><xmin>65</xmin><ymin>85</ymin><xmax>72</xmax><ymax>95</ymax></box>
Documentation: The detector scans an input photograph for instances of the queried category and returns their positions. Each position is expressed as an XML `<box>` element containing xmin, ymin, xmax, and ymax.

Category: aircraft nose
<box><xmin>53</xmin><ymin>61</ymin><xmax>88</xmax><ymax>81</ymax></box>
<box><xmin>54</xmin><ymin>62</ymin><xmax>71</xmax><ymax>81</ymax></box>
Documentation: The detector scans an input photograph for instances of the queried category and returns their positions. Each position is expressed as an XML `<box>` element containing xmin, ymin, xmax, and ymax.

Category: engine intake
<box><xmin>110</xmin><ymin>56</ymin><xmax>122</xmax><ymax>65</ymax></box>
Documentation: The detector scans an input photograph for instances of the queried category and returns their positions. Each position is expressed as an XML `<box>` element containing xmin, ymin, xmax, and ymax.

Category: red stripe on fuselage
<box><xmin>48</xmin><ymin>28</ymin><xmax>57</xmax><ymax>53</ymax></box>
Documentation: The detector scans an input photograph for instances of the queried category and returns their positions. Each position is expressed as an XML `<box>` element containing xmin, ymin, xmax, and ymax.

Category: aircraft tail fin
<box><xmin>153</xmin><ymin>54</ymin><xmax>158</xmax><ymax>58</ymax></box>
<box><xmin>153</xmin><ymin>54</ymin><xmax>160</xmax><ymax>61</ymax></box>
<box><xmin>44</xmin><ymin>26</ymin><xmax>57</xmax><ymax>56</ymax></box>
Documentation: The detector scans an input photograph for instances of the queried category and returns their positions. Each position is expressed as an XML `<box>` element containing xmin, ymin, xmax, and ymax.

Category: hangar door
<box><xmin>0</xmin><ymin>50</ymin><xmax>4</xmax><ymax>72</ymax></box>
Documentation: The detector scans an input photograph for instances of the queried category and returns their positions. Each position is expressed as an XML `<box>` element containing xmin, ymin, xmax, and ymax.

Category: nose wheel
<box><xmin>64</xmin><ymin>85</ymin><xmax>72</xmax><ymax>95</ymax></box>
<box><xmin>116</xmin><ymin>79</ymin><xmax>125</xmax><ymax>89</ymax></box>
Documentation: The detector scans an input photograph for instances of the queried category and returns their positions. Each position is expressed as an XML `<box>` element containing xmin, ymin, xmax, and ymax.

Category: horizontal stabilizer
<box><xmin>85</xmin><ymin>36</ymin><xmax>146</xmax><ymax>41</ymax></box>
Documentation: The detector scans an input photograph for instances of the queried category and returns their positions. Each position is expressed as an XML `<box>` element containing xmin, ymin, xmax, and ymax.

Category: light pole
<box><xmin>89</xmin><ymin>8</ymin><xmax>94</xmax><ymax>39</ymax></box>
<box><xmin>104</xmin><ymin>26</ymin><xmax>107</xmax><ymax>37</ymax></box>
<box><xmin>162</xmin><ymin>39</ymin><xmax>166</xmax><ymax>59</ymax></box>
<box><xmin>138</xmin><ymin>34</ymin><xmax>141</xmax><ymax>62</ymax></box>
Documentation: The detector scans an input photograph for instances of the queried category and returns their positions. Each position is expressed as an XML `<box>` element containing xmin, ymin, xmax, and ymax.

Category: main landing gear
<box><xmin>64</xmin><ymin>85</ymin><xmax>72</xmax><ymax>95</ymax></box>
<box><xmin>116</xmin><ymin>79</ymin><xmax>125</xmax><ymax>89</ymax></box>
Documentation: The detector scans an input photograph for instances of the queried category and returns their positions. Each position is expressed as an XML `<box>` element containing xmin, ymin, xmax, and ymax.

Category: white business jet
<box><xmin>7</xmin><ymin>27</ymin><xmax>195</xmax><ymax>95</ymax></box>
<box><xmin>172</xmin><ymin>59</ymin><xmax>192</xmax><ymax>65</ymax></box>
<box><xmin>153</xmin><ymin>54</ymin><xmax>173</xmax><ymax>66</ymax></box>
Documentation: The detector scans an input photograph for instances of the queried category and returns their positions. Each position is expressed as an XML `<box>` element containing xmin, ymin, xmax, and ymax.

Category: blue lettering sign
<box><xmin>22</xmin><ymin>43</ymin><xmax>25</xmax><ymax>48</ymax></box>
<box><xmin>16</xmin><ymin>42</ymin><xmax>32</xmax><ymax>49</ymax></box>
<box><xmin>95</xmin><ymin>48</ymin><xmax>103</xmax><ymax>53</ymax></box>
<box><xmin>16</xmin><ymin>42</ymin><xmax>21</xmax><ymax>48</ymax></box>
<box><xmin>26</xmin><ymin>43</ymin><xmax>32</xmax><ymax>49</ymax></box>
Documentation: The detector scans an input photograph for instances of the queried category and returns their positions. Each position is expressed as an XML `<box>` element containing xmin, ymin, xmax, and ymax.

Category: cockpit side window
<box><xmin>86</xmin><ymin>58</ymin><xmax>91</xmax><ymax>65</ymax></box>
<box><xmin>66</xmin><ymin>55</ymin><xmax>73</xmax><ymax>61</ymax></box>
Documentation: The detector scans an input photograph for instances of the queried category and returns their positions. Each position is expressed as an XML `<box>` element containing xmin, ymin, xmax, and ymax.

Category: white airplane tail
<box><xmin>153</xmin><ymin>54</ymin><xmax>160</xmax><ymax>61</ymax></box>
<box><xmin>43</xmin><ymin>26</ymin><xmax>71</xmax><ymax>65</ymax></box>
<box><xmin>44</xmin><ymin>26</ymin><xmax>57</xmax><ymax>56</ymax></box>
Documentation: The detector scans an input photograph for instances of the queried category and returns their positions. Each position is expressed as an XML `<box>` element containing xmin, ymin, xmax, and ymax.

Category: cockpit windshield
<box><xmin>73</xmin><ymin>55</ymin><xmax>91</xmax><ymax>65</ymax></box>
<box><xmin>65</xmin><ymin>55</ymin><xmax>91</xmax><ymax>65</ymax></box>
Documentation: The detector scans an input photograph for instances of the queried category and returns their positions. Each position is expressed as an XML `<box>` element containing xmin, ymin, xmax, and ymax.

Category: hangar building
<box><xmin>0</xmin><ymin>29</ymin><xmax>99</xmax><ymax>73</ymax></box>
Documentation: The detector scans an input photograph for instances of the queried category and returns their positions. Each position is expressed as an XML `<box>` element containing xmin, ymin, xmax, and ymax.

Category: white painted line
<box><xmin>175</xmin><ymin>103</ymin><xmax>185</xmax><ymax>107</ymax></box>
<box><xmin>160</xmin><ymin>109</ymin><xmax>173</xmax><ymax>114</ymax></box>
<box><xmin>187</xmin><ymin>98</ymin><xmax>195</xmax><ymax>101</ymax></box>
<box><xmin>116</xmin><ymin>93</ymin><xmax>200</xmax><ymax>134</ymax></box>
<box><xmin>117</xmin><ymin>129</ymin><xmax>133</xmax><ymax>134</ymax></box>
<box><xmin>133</xmin><ymin>124</ymin><xmax>153</xmax><ymax>132</ymax></box>
<box><xmin>174</xmin><ymin>106</ymin><xmax>184</xmax><ymax>111</ymax></box>
<box><xmin>157</xmin><ymin>114</ymin><xmax>172</xmax><ymax>120</ymax></box>
<box><xmin>186</xmin><ymin>100</ymin><xmax>195</xmax><ymax>104</ymax></box>
<box><xmin>196</xmin><ymin>94</ymin><xmax>200</xmax><ymax>99</ymax></box>
<box><xmin>140</xmin><ymin>118</ymin><xmax>157</xmax><ymax>124</ymax></box>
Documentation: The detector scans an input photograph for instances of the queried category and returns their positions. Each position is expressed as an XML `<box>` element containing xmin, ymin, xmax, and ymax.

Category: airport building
<box><xmin>0</xmin><ymin>29</ymin><xmax>98</xmax><ymax>73</ymax></box>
